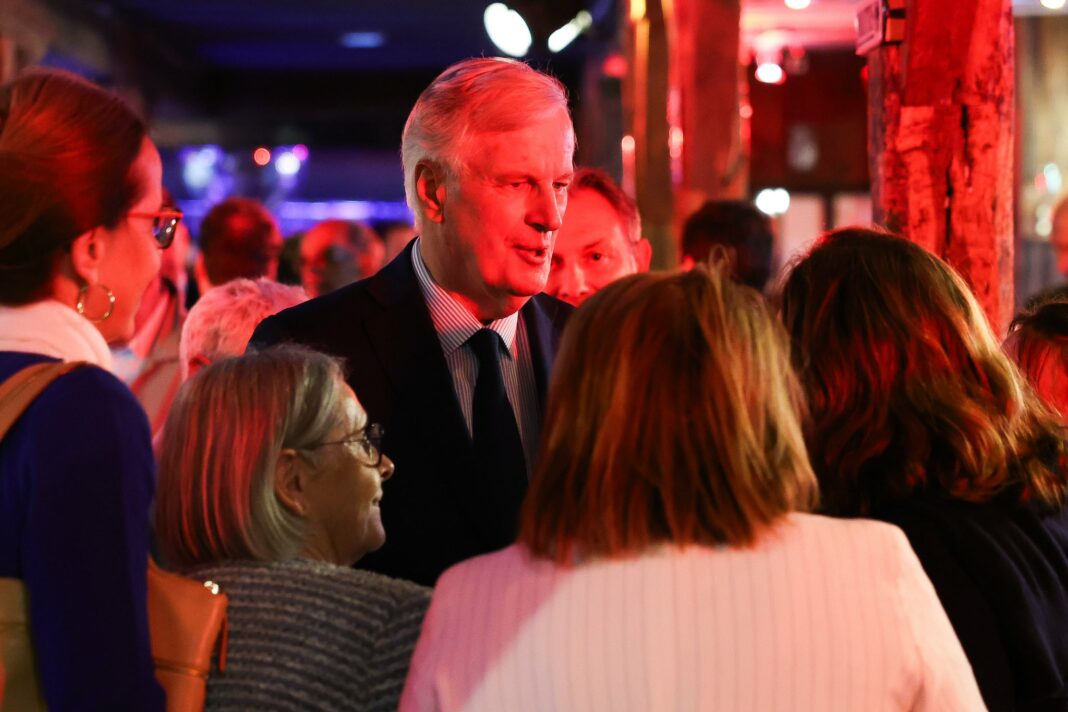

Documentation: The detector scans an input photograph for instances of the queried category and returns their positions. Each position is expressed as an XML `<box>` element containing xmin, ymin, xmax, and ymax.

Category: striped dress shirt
<box><xmin>411</xmin><ymin>240</ymin><xmax>541</xmax><ymax>473</ymax></box>
<box><xmin>399</xmin><ymin>513</ymin><xmax>985</xmax><ymax>712</ymax></box>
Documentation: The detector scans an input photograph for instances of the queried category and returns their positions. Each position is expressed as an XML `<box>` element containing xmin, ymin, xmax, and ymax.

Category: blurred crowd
<box><xmin>1</xmin><ymin>58</ymin><xmax>1067</xmax><ymax>712</ymax></box>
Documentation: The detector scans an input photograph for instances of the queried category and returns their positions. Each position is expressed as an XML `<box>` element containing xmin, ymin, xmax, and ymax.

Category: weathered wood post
<box><xmin>867</xmin><ymin>0</ymin><xmax>1015</xmax><ymax>333</ymax></box>
<box><xmin>623</xmin><ymin>0</ymin><xmax>744</xmax><ymax>268</ymax></box>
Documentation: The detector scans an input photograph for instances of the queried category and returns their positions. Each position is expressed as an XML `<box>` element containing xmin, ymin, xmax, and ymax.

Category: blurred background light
<box><xmin>755</xmin><ymin>62</ymin><xmax>785</xmax><ymax>84</ymax></box>
<box><xmin>548</xmin><ymin>10</ymin><xmax>593</xmax><ymax>53</ymax></box>
<box><xmin>339</xmin><ymin>31</ymin><xmax>386</xmax><ymax>48</ymax></box>
<box><xmin>484</xmin><ymin>3</ymin><xmax>533</xmax><ymax>57</ymax></box>
<box><xmin>756</xmin><ymin>188</ymin><xmax>791</xmax><ymax>216</ymax></box>
<box><xmin>274</xmin><ymin>150</ymin><xmax>302</xmax><ymax>177</ymax></box>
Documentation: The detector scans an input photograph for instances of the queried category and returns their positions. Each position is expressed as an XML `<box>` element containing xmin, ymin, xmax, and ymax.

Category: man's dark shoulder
<box><xmin>248</xmin><ymin>279</ymin><xmax>376</xmax><ymax>354</ymax></box>
<box><xmin>529</xmin><ymin>292</ymin><xmax>574</xmax><ymax>328</ymax></box>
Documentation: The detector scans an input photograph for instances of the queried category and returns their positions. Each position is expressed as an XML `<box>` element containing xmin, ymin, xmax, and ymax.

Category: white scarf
<box><xmin>0</xmin><ymin>299</ymin><xmax>114</xmax><ymax>371</ymax></box>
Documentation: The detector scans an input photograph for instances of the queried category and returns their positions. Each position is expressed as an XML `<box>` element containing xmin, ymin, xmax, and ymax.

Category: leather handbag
<box><xmin>0</xmin><ymin>361</ymin><xmax>229</xmax><ymax>712</ymax></box>
<box><xmin>147</xmin><ymin>558</ymin><xmax>228</xmax><ymax>712</ymax></box>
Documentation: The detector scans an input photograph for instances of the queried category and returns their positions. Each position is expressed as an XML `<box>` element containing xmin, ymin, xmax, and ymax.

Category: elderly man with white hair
<box><xmin>181</xmin><ymin>278</ymin><xmax>307</xmax><ymax>380</ymax></box>
<box><xmin>251</xmin><ymin>58</ymin><xmax>574</xmax><ymax>585</ymax></box>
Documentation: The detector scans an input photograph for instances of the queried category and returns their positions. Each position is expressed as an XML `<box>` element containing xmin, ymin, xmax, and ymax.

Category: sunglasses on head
<box><xmin>127</xmin><ymin>208</ymin><xmax>184</xmax><ymax>249</ymax></box>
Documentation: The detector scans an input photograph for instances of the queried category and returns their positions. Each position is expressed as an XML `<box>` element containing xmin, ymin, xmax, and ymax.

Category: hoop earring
<box><xmin>75</xmin><ymin>283</ymin><xmax>116</xmax><ymax>322</ymax></box>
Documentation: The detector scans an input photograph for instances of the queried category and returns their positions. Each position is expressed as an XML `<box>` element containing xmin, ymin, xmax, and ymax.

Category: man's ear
<box><xmin>67</xmin><ymin>229</ymin><xmax>106</xmax><ymax>285</ymax></box>
<box><xmin>414</xmin><ymin>160</ymin><xmax>447</xmax><ymax>225</ymax></box>
<box><xmin>274</xmin><ymin>448</ymin><xmax>308</xmax><ymax>517</ymax></box>
<box><xmin>186</xmin><ymin>354</ymin><xmax>212</xmax><ymax>380</ymax></box>
<box><xmin>634</xmin><ymin>238</ymin><xmax>653</xmax><ymax>272</ymax></box>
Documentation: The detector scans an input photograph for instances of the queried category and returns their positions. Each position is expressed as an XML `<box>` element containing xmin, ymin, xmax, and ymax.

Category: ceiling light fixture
<box><xmin>548</xmin><ymin>10</ymin><xmax>594</xmax><ymax>53</ymax></box>
<box><xmin>784</xmin><ymin>0</ymin><xmax>811</xmax><ymax>9</ymax></box>
<box><xmin>1040</xmin><ymin>0</ymin><xmax>1066</xmax><ymax>9</ymax></box>
<box><xmin>484</xmin><ymin>3</ymin><xmax>533</xmax><ymax>58</ymax></box>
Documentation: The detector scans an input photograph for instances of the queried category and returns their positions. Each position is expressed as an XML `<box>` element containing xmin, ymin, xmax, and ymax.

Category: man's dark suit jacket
<box><xmin>249</xmin><ymin>242</ymin><xmax>572</xmax><ymax>585</ymax></box>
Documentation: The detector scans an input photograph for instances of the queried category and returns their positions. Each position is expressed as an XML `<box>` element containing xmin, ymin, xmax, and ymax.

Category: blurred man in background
<box><xmin>545</xmin><ymin>167</ymin><xmax>650</xmax><ymax>307</ymax></box>
<box><xmin>299</xmin><ymin>219</ymin><xmax>385</xmax><ymax>297</ymax></box>
<box><xmin>680</xmin><ymin>200</ymin><xmax>773</xmax><ymax>292</ymax></box>
<box><xmin>188</xmin><ymin>197</ymin><xmax>283</xmax><ymax>306</ymax></box>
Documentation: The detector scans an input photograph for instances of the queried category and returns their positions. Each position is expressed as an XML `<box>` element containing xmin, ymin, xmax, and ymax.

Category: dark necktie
<box><xmin>468</xmin><ymin>328</ymin><xmax>528</xmax><ymax>546</ymax></box>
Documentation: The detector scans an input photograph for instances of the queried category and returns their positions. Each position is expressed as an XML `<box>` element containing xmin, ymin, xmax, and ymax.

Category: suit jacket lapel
<box><xmin>364</xmin><ymin>244</ymin><xmax>472</xmax><ymax>458</ymax></box>
<box><xmin>363</xmin><ymin>245</ymin><xmax>503</xmax><ymax>540</ymax></box>
<box><xmin>521</xmin><ymin>294</ymin><xmax>563</xmax><ymax>410</ymax></box>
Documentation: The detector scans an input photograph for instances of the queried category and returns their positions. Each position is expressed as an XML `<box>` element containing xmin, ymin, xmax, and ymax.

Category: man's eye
<box><xmin>554</xmin><ymin>182</ymin><xmax>570</xmax><ymax>191</ymax></box>
<box><xmin>589</xmin><ymin>253</ymin><xmax>605</xmax><ymax>263</ymax></box>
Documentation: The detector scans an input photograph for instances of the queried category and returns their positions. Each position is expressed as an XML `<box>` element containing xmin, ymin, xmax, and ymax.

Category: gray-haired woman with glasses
<box><xmin>155</xmin><ymin>345</ymin><xmax>430</xmax><ymax>712</ymax></box>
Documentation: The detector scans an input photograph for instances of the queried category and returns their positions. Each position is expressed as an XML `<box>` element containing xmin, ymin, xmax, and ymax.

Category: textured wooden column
<box><xmin>624</xmin><ymin>0</ymin><xmax>744</xmax><ymax>268</ymax></box>
<box><xmin>624</xmin><ymin>0</ymin><xmax>676</xmax><ymax>269</ymax></box>
<box><xmin>672</xmin><ymin>0</ymin><xmax>746</xmax><ymax>216</ymax></box>
<box><xmin>868</xmin><ymin>0</ymin><xmax>1015</xmax><ymax>334</ymax></box>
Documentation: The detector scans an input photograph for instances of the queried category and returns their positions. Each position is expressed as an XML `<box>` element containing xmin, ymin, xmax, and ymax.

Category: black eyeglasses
<box><xmin>307</xmin><ymin>423</ymin><xmax>385</xmax><ymax>467</ymax></box>
<box><xmin>128</xmin><ymin>209</ymin><xmax>183</xmax><ymax>249</ymax></box>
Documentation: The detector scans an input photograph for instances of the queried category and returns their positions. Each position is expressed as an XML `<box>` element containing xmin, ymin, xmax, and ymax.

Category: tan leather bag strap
<box><xmin>0</xmin><ymin>361</ymin><xmax>88</xmax><ymax>442</ymax></box>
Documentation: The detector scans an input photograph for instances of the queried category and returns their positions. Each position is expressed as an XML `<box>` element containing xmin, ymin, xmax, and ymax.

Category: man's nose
<box><xmin>527</xmin><ymin>186</ymin><xmax>564</xmax><ymax>233</ymax></box>
<box><xmin>556</xmin><ymin>262</ymin><xmax>589</xmax><ymax>302</ymax></box>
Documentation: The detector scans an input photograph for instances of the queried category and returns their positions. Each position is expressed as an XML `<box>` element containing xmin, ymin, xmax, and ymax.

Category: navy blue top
<box><xmin>0</xmin><ymin>351</ymin><xmax>164</xmax><ymax>711</ymax></box>
<box><xmin>877</xmin><ymin>494</ymin><xmax>1068</xmax><ymax>712</ymax></box>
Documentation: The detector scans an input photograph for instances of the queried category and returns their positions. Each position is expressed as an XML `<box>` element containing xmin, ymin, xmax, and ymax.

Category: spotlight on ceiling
<box><xmin>548</xmin><ymin>10</ymin><xmax>593</xmax><ymax>53</ymax></box>
<box><xmin>784</xmin><ymin>0</ymin><xmax>811</xmax><ymax>9</ymax></box>
<box><xmin>484</xmin><ymin>3</ymin><xmax>533</xmax><ymax>58</ymax></box>
<box><xmin>1040</xmin><ymin>0</ymin><xmax>1066</xmax><ymax>9</ymax></box>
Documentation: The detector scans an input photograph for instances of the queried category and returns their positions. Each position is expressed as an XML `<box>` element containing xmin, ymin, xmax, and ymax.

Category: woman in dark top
<box><xmin>0</xmin><ymin>69</ymin><xmax>177</xmax><ymax>709</ymax></box>
<box><xmin>779</xmin><ymin>228</ymin><xmax>1068</xmax><ymax>711</ymax></box>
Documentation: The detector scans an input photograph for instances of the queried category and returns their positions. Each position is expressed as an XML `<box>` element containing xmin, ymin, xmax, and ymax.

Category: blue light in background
<box><xmin>340</xmin><ymin>31</ymin><xmax>387</xmax><ymax>49</ymax></box>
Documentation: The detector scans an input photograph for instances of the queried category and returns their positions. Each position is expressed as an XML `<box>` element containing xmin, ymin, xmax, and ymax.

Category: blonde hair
<box><xmin>400</xmin><ymin>58</ymin><xmax>571</xmax><ymax>222</ymax></box>
<box><xmin>519</xmin><ymin>267</ymin><xmax>818</xmax><ymax>563</ymax></box>
<box><xmin>156</xmin><ymin>346</ymin><xmax>345</xmax><ymax>569</ymax></box>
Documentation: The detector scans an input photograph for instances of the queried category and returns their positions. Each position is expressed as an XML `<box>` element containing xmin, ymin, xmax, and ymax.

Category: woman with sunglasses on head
<box><xmin>155</xmin><ymin>345</ymin><xmax>430</xmax><ymax>712</ymax></box>
<box><xmin>0</xmin><ymin>69</ymin><xmax>179</xmax><ymax>709</ymax></box>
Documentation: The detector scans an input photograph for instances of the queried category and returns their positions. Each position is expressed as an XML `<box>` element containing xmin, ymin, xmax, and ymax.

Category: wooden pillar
<box><xmin>868</xmin><ymin>0</ymin><xmax>1015</xmax><ymax>334</ymax></box>
<box><xmin>673</xmin><ymin>0</ymin><xmax>746</xmax><ymax>216</ymax></box>
<box><xmin>624</xmin><ymin>0</ymin><xmax>676</xmax><ymax>269</ymax></box>
<box><xmin>624</xmin><ymin>0</ymin><xmax>745</xmax><ymax>268</ymax></box>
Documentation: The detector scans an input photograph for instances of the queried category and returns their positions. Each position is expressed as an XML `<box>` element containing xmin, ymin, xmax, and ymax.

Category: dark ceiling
<box><xmin>41</xmin><ymin>0</ymin><xmax>613</xmax><ymax>147</ymax></box>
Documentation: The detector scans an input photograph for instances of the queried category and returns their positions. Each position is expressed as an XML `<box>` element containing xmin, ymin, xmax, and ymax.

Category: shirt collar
<box><xmin>411</xmin><ymin>238</ymin><xmax>518</xmax><ymax>358</ymax></box>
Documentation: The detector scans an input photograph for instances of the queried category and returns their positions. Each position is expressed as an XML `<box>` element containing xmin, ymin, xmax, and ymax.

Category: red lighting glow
<box><xmin>253</xmin><ymin>147</ymin><xmax>272</xmax><ymax>166</ymax></box>
<box><xmin>602</xmin><ymin>54</ymin><xmax>628</xmax><ymax>79</ymax></box>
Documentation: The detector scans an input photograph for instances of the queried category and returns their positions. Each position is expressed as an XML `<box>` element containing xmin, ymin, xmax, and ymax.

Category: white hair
<box><xmin>400</xmin><ymin>57</ymin><xmax>572</xmax><ymax>227</ymax></box>
<box><xmin>180</xmin><ymin>278</ymin><xmax>308</xmax><ymax>379</ymax></box>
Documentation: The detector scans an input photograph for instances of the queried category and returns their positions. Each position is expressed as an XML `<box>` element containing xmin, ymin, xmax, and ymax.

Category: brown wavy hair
<box><xmin>779</xmin><ymin>228</ymin><xmax>1067</xmax><ymax>515</ymax></box>
<box><xmin>1005</xmin><ymin>300</ymin><xmax>1068</xmax><ymax>421</ymax></box>
<box><xmin>519</xmin><ymin>266</ymin><xmax>818</xmax><ymax>563</ymax></box>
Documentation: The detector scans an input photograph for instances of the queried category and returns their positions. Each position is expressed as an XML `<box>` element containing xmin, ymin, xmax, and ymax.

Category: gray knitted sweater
<box><xmin>187</xmin><ymin>559</ymin><xmax>431</xmax><ymax>712</ymax></box>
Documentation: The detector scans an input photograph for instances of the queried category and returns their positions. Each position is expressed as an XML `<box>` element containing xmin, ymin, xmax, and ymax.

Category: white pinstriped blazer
<box><xmin>400</xmin><ymin>513</ymin><xmax>986</xmax><ymax>712</ymax></box>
